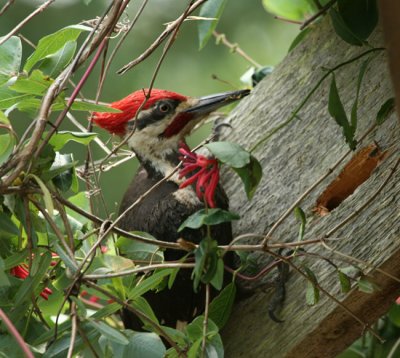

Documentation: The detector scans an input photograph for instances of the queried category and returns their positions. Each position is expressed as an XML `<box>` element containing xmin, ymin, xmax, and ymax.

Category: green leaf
<box><xmin>128</xmin><ymin>269</ymin><xmax>173</xmax><ymax>300</ymax></box>
<box><xmin>210</xmin><ymin>257</ymin><xmax>224</xmax><ymax>290</ymax></box>
<box><xmin>0</xmin><ymin>85</ymin><xmax>33</xmax><ymax>109</ymax></box>
<box><xmin>288</xmin><ymin>27</ymin><xmax>312</xmax><ymax>52</ymax></box>
<box><xmin>116</xmin><ymin>233</ymin><xmax>164</xmax><ymax>262</ymax></box>
<box><xmin>192</xmin><ymin>239</ymin><xmax>219</xmax><ymax>290</ymax></box>
<box><xmin>376</xmin><ymin>97</ymin><xmax>395</xmax><ymax>125</ymax></box>
<box><xmin>48</xmin><ymin>130</ymin><xmax>97</xmax><ymax>151</ymax></box>
<box><xmin>205</xmin><ymin>141</ymin><xmax>250</xmax><ymax>168</ymax></box>
<box><xmin>350</xmin><ymin>58</ymin><xmax>372</xmax><ymax>130</ymax></box>
<box><xmin>53</xmin><ymin>242</ymin><xmax>78</xmax><ymax>272</ymax></box>
<box><xmin>10</xmin><ymin>70</ymin><xmax>53</xmax><ymax>95</ymax></box>
<box><xmin>110</xmin><ymin>331</ymin><xmax>166</xmax><ymax>358</ymax></box>
<box><xmin>198</xmin><ymin>0</ymin><xmax>228</xmax><ymax>50</ymax></box>
<box><xmin>89</xmin><ymin>321</ymin><xmax>129</xmax><ymax>345</ymax></box>
<box><xmin>329</xmin><ymin>8</ymin><xmax>364</xmax><ymax>46</ymax></box>
<box><xmin>3</xmin><ymin>249</ymin><xmax>28</xmax><ymax>270</ymax></box>
<box><xmin>388</xmin><ymin>303</ymin><xmax>400</xmax><ymax>327</ymax></box>
<box><xmin>178</xmin><ymin>208</ymin><xmax>239</xmax><ymax>232</ymax></box>
<box><xmin>232</xmin><ymin>155</ymin><xmax>262</xmax><ymax>200</ymax></box>
<box><xmin>304</xmin><ymin>266</ymin><xmax>319</xmax><ymax>305</ymax></box>
<box><xmin>24</xmin><ymin>25</ymin><xmax>91</xmax><ymax>73</ymax></box>
<box><xmin>338</xmin><ymin>270</ymin><xmax>351</xmax><ymax>293</ymax></box>
<box><xmin>357</xmin><ymin>276</ymin><xmax>379</xmax><ymax>293</ymax></box>
<box><xmin>0</xmin><ymin>133</ymin><xmax>15</xmax><ymax>166</ymax></box>
<box><xmin>14</xmin><ymin>251</ymin><xmax>52</xmax><ymax>305</ymax></box>
<box><xmin>0</xmin><ymin>212</ymin><xmax>20</xmax><ymax>238</ymax></box>
<box><xmin>71</xmin><ymin>100</ymin><xmax>122</xmax><ymax>113</ymax></box>
<box><xmin>208</xmin><ymin>282</ymin><xmax>236</xmax><ymax>329</ymax></box>
<box><xmin>262</xmin><ymin>0</ymin><xmax>318</xmax><ymax>21</ymax></box>
<box><xmin>337</xmin><ymin>0</ymin><xmax>378</xmax><ymax>40</ymax></box>
<box><xmin>47</xmin><ymin>153</ymin><xmax>77</xmax><ymax>192</ymax></box>
<box><xmin>294</xmin><ymin>207</ymin><xmax>306</xmax><ymax>242</ymax></box>
<box><xmin>28</xmin><ymin>174</ymin><xmax>54</xmax><ymax>216</ymax></box>
<box><xmin>328</xmin><ymin>74</ymin><xmax>356</xmax><ymax>150</ymax></box>
<box><xmin>131</xmin><ymin>296</ymin><xmax>159</xmax><ymax>328</ymax></box>
<box><xmin>92</xmin><ymin>302</ymin><xmax>122</xmax><ymax>319</ymax></box>
<box><xmin>0</xmin><ymin>36</ymin><xmax>22</xmax><ymax>79</ymax></box>
<box><xmin>37</xmin><ymin>40</ymin><xmax>77</xmax><ymax>78</ymax></box>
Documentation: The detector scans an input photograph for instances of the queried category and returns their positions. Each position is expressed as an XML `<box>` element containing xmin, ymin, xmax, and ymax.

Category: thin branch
<box><xmin>301</xmin><ymin>0</ymin><xmax>338</xmax><ymax>30</ymax></box>
<box><xmin>117</xmin><ymin>0</ymin><xmax>207</xmax><ymax>74</ymax></box>
<box><xmin>83</xmin><ymin>280</ymin><xmax>183</xmax><ymax>353</ymax></box>
<box><xmin>84</xmin><ymin>262</ymin><xmax>195</xmax><ymax>280</ymax></box>
<box><xmin>250</xmin><ymin>47</ymin><xmax>385</xmax><ymax>153</ymax></box>
<box><xmin>0</xmin><ymin>0</ymin><xmax>15</xmax><ymax>17</ymax></box>
<box><xmin>213</xmin><ymin>31</ymin><xmax>262</xmax><ymax>68</ymax></box>
<box><xmin>0</xmin><ymin>0</ymin><xmax>55</xmax><ymax>46</ymax></box>
<box><xmin>201</xmin><ymin>284</ymin><xmax>210</xmax><ymax>357</ymax></box>
<box><xmin>67</xmin><ymin>301</ymin><xmax>78</xmax><ymax>358</ymax></box>
<box><xmin>267</xmin><ymin>250</ymin><xmax>384</xmax><ymax>342</ymax></box>
<box><xmin>0</xmin><ymin>308</ymin><xmax>35</xmax><ymax>358</ymax></box>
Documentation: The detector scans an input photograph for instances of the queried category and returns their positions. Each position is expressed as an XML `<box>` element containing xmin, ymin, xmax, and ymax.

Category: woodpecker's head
<box><xmin>93</xmin><ymin>88</ymin><xmax>249</xmax><ymax>174</ymax></box>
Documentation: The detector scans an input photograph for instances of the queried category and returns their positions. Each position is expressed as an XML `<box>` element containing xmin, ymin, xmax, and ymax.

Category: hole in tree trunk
<box><xmin>314</xmin><ymin>143</ymin><xmax>387</xmax><ymax>216</ymax></box>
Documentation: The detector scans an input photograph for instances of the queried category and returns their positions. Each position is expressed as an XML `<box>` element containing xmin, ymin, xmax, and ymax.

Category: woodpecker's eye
<box><xmin>157</xmin><ymin>101</ymin><xmax>173</xmax><ymax>114</ymax></box>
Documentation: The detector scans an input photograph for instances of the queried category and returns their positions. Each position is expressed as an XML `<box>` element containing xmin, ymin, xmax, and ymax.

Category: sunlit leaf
<box><xmin>357</xmin><ymin>276</ymin><xmax>379</xmax><ymax>293</ymax></box>
<box><xmin>38</xmin><ymin>40</ymin><xmax>77</xmax><ymax>78</ymax></box>
<box><xmin>0</xmin><ymin>133</ymin><xmax>15</xmax><ymax>165</ymax></box>
<box><xmin>24</xmin><ymin>25</ymin><xmax>91</xmax><ymax>73</ymax></box>
<box><xmin>294</xmin><ymin>207</ymin><xmax>306</xmax><ymax>242</ymax></box>
<box><xmin>198</xmin><ymin>0</ymin><xmax>228</xmax><ymax>50</ymax></box>
<box><xmin>10</xmin><ymin>70</ymin><xmax>53</xmax><ymax>95</ymax></box>
<box><xmin>28</xmin><ymin>174</ymin><xmax>54</xmax><ymax>216</ymax></box>
<box><xmin>262</xmin><ymin>0</ymin><xmax>318</xmax><ymax>21</ymax></box>
<box><xmin>116</xmin><ymin>234</ymin><xmax>164</xmax><ymax>262</ymax></box>
<box><xmin>304</xmin><ymin>266</ymin><xmax>319</xmax><ymax>305</ymax></box>
<box><xmin>0</xmin><ymin>36</ymin><xmax>22</xmax><ymax>80</ymax></box>
<box><xmin>128</xmin><ymin>269</ymin><xmax>173</xmax><ymax>300</ymax></box>
<box><xmin>71</xmin><ymin>100</ymin><xmax>122</xmax><ymax>113</ymax></box>
<box><xmin>48</xmin><ymin>131</ymin><xmax>97</xmax><ymax>151</ymax></box>
<box><xmin>0</xmin><ymin>85</ymin><xmax>33</xmax><ymax>109</ymax></box>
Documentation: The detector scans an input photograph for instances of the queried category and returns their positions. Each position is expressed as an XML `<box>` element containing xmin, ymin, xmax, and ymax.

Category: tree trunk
<box><xmin>220</xmin><ymin>15</ymin><xmax>400</xmax><ymax>358</ymax></box>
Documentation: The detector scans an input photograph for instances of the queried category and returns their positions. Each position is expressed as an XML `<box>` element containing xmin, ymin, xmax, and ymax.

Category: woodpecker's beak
<box><xmin>184</xmin><ymin>89</ymin><xmax>250</xmax><ymax>115</ymax></box>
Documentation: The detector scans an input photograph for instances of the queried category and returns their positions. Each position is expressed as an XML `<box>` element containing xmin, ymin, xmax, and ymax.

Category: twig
<box><xmin>83</xmin><ymin>280</ymin><xmax>183</xmax><ymax>353</ymax></box>
<box><xmin>301</xmin><ymin>0</ymin><xmax>338</xmax><ymax>30</ymax></box>
<box><xmin>117</xmin><ymin>0</ymin><xmax>207</xmax><ymax>75</ymax></box>
<box><xmin>320</xmin><ymin>240</ymin><xmax>400</xmax><ymax>284</ymax></box>
<box><xmin>201</xmin><ymin>284</ymin><xmax>210</xmax><ymax>357</ymax></box>
<box><xmin>98</xmin><ymin>0</ymin><xmax>149</xmax><ymax>94</ymax></box>
<box><xmin>84</xmin><ymin>262</ymin><xmax>195</xmax><ymax>280</ymax></box>
<box><xmin>0</xmin><ymin>0</ymin><xmax>55</xmax><ymax>46</ymax></box>
<box><xmin>0</xmin><ymin>308</ymin><xmax>35</xmax><ymax>358</ymax></box>
<box><xmin>54</xmin><ymin>192</ymin><xmax>182</xmax><ymax>249</ymax></box>
<box><xmin>0</xmin><ymin>0</ymin><xmax>15</xmax><ymax>17</ymax></box>
<box><xmin>213</xmin><ymin>31</ymin><xmax>262</xmax><ymax>68</ymax></box>
<box><xmin>67</xmin><ymin>301</ymin><xmax>78</xmax><ymax>358</ymax></box>
<box><xmin>267</xmin><ymin>250</ymin><xmax>384</xmax><ymax>342</ymax></box>
<box><xmin>250</xmin><ymin>47</ymin><xmax>385</xmax><ymax>153</ymax></box>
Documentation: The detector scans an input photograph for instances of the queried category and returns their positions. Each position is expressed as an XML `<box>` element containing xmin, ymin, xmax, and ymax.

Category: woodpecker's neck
<box><xmin>135</xmin><ymin>147</ymin><xmax>180</xmax><ymax>181</ymax></box>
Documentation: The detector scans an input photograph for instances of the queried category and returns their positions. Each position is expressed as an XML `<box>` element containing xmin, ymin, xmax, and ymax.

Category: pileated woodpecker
<box><xmin>93</xmin><ymin>88</ymin><xmax>249</xmax><ymax>330</ymax></box>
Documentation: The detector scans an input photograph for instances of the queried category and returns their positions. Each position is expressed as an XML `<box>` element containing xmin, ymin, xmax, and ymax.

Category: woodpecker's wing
<box><xmin>118</xmin><ymin>167</ymin><xmax>232</xmax><ymax>329</ymax></box>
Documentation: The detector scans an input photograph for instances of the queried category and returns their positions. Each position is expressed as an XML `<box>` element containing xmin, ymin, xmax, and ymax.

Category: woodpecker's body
<box><xmin>93</xmin><ymin>88</ymin><xmax>249</xmax><ymax>330</ymax></box>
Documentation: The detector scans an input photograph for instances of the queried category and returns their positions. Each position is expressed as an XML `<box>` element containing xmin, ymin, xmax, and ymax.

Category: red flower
<box><xmin>10</xmin><ymin>264</ymin><xmax>53</xmax><ymax>300</ymax></box>
<box><xmin>396</xmin><ymin>297</ymin><xmax>400</xmax><ymax>305</ymax></box>
<box><xmin>178</xmin><ymin>142</ymin><xmax>220</xmax><ymax>208</ymax></box>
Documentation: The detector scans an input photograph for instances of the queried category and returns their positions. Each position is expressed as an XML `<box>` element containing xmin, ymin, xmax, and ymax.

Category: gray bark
<box><xmin>220</xmin><ymin>16</ymin><xmax>400</xmax><ymax>358</ymax></box>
